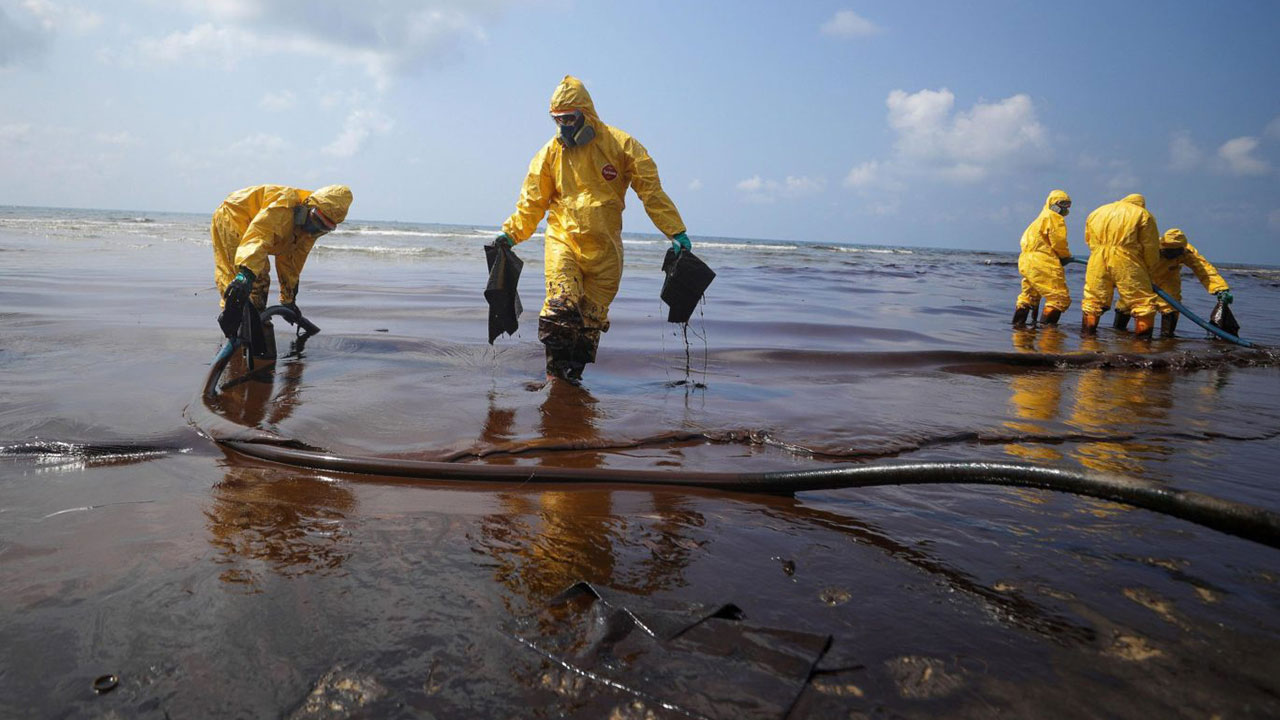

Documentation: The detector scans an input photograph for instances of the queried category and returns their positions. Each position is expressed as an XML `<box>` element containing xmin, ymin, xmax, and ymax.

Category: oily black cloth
<box><xmin>661</xmin><ymin>248</ymin><xmax>716</xmax><ymax>323</ymax></box>
<box><xmin>484</xmin><ymin>242</ymin><xmax>524</xmax><ymax>344</ymax></box>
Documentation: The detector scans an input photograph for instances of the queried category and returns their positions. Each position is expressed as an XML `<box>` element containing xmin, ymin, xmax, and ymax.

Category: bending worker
<box><xmin>1080</xmin><ymin>194</ymin><xmax>1160</xmax><ymax>336</ymax></box>
<box><xmin>495</xmin><ymin>75</ymin><xmax>692</xmax><ymax>383</ymax></box>
<box><xmin>1112</xmin><ymin>228</ymin><xmax>1232</xmax><ymax>336</ymax></box>
<box><xmin>212</xmin><ymin>184</ymin><xmax>353</xmax><ymax>338</ymax></box>
<box><xmin>1013</xmin><ymin>189</ymin><xmax>1072</xmax><ymax>325</ymax></box>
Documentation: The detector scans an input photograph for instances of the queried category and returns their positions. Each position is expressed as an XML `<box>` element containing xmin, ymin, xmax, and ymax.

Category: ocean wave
<box><xmin>698</xmin><ymin>241</ymin><xmax>798</xmax><ymax>251</ymax></box>
<box><xmin>335</xmin><ymin>228</ymin><xmax>464</xmax><ymax>239</ymax></box>
<box><xmin>312</xmin><ymin>244</ymin><xmax>453</xmax><ymax>257</ymax></box>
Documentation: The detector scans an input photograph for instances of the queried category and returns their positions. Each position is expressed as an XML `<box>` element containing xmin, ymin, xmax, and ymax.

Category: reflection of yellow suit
<box><xmin>1081</xmin><ymin>194</ymin><xmax>1160</xmax><ymax>318</ymax></box>
<box><xmin>1004</xmin><ymin>329</ymin><xmax>1067</xmax><ymax>461</ymax></box>
<box><xmin>502</xmin><ymin>76</ymin><xmax>685</xmax><ymax>363</ymax></box>
<box><xmin>1067</xmin><ymin>364</ymin><xmax>1172</xmax><ymax>476</ymax></box>
<box><xmin>211</xmin><ymin>184</ymin><xmax>353</xmax><ymax>308</ymax></box>
<box><xmin>1016</xmin><ymin>190</ymin><xmax>1072</xmax><ymax>312</ymax></box>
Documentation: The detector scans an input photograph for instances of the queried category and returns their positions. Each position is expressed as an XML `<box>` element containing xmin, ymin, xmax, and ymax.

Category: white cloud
<box><xmin>134</xmin><ymin>2</ymin><xmax>509</xmax><ymax>91</ymax></box>
<box><xmin>228</xmin><ymin>132</ymin><xmax>288</xmax><ymax>156</ymax></box>
<box><xmin>1217</xmin><ymin>136</ymin><xmax>1270</xmax><ymax>176</ymax></box>
<box><xmin>260</xmin><ymin>90</ymin><xmax>296</xmax><ymax>112</ymax></box>
<box><xmin>1106</xmin><ymin>169</ymin><xmax>1140</xmax><ymax>193</ymax></box>
<box><xmin>93</xmin><ymin>130</ymin><xmax>138</xmax><ymax>146</ymax></box>
<box><xmin>844</xmin><ymin>161</ymin><xmax>880</xmax><ymax>189</ymax></box>
<box><xmin>736</xmin><ymin>174</ymin><xmax>826</xmax><ymax>203</ymax></box>
<box><xmin>821</xmin><ymin>10</ymin><xmax>881</xmax><ymax>37</ymax></box>
<box><xmin>0</xmin><ymin>122</ymin><xmax>33</xmax><ymax>143</ymax></box>
<box><xmin>1169</xmin><ymin>130</ymin><xmax>1203</xmax><ymax>171</ymax></box>
<box><xmin>0</xmin><ymin>3</ymin><xmax>50</xmax><ymax>67</ymax></box>
<box><xmin>323</xmin><ymin>108</ymin><xmax>392</xmax><ymax>158</ymax></box>
<box><xmin>687</xmin><ymin>178</ymin><xmax>703</xmax><ymax>191</ymax></box>
<box><xmin>1266</xmin><ymin>116</ymin><xmax>1280</xmax><ymax>141</ymax></box>
<box><xmin>883</xmin><ymin>88</ymin><xmax>1047</xmax><ymax>181</ymax></box>
<box><xmin>20</xmin><ymin>0</ymin><xmax>101</xmax><ymax>33</ymax></box>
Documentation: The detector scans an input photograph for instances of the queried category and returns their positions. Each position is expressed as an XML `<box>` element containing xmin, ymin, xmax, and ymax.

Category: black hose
<box><xmin>198</xmin><ymin>338</ymin><xmax>1280</xmax><ymax>549</ymax></box>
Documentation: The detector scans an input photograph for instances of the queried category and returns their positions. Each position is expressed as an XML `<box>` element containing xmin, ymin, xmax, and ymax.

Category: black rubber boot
<box><xmin>1112</xmin><ymin>310</ymin><xmax>1131</xmax><ymax>330</ymax></box>
<box><xmin>1012</xmin><ymin>307</ymin><xmax>1030</xmax><ymax>326</ymax></box>
<box><xmin>1161</xmin><ymin>312</ymin><xmax>1179</xmax><ymax>337</ymax></box>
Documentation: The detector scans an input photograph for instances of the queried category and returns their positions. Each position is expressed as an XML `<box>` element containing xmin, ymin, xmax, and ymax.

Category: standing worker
<box><xmin>1080</xmin><ymin>194</ymin><xmax>1161</xmax><ymax>336</ymax></box>
<box><xmin>1013</xmin><ymin>190</ymin><xmax>1073</xmax><ymax>325</ymax></box>
<box><xmin>494</xmin><ymin>75</ymin><xmax>693</xmax><ymax>383</ymax></box>
<box><xmin>212</xmin><ymin>184</ymin><xmax>353</xmax><ymax>339</ymax></box>
<box><xmin>1112</xmin><ymin>228</ymin><xmax>1233</xmax><ymax>336</ymax></box>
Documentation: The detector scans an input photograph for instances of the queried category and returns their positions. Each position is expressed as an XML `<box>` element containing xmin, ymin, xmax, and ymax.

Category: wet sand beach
<box><xmin>2</xmin><ymin>207</ymin><xmax>1279</xmax><ymax>718</ymax></box>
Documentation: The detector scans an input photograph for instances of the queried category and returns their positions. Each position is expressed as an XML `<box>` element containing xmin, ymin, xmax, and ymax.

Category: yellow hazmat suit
<box><xmin>501</xmin><ymin>76</ymin><xmax>686</xmax><ymax>374</ymax></box>
<box><xmin>1081</xmin><ymin>194</ymin><xmax>1160</xmax><ymax>319</ymax></box>
<box><xmin>1016</xmin><ymin>190</ymin><xmax>1072</xmax><ymax>313</ymax></box>
<box><xmin>211</xmin><ymin>184</ymin><xmax>353</xmax><ymax>309</ymax></box>
<box><xmin>1149</xmin><ymin>228</ymin><xmax>1229</xmax><ymax>312</ymax></box>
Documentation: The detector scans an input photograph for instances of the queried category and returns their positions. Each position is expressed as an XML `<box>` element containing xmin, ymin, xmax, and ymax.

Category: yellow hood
<box><xmin>1120</xmin><ymin>193</ymin><xmax>1146</xmax><ymax>208</ymax></box>
<box><xmin>1044</xmin><ymin>189</ymin><xmax>1071</xmax><ymax>210</ymax></box>
<box><xmin>1161</xmin><ymin>228</ymin><xmax>1188</xmax><ymax>249</ymax></box>
<box><xmin>549</xmin><ymin>75</ymin><xmax>602</xmax><ymax>126</ymax></box>
<box><xmin>307</xmin><ymin>185</ymin><xmax>354</xmax><ymax>224</ymax></box>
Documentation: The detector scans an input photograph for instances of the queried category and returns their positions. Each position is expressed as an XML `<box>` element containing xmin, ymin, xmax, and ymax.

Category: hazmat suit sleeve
<box><xmin>1046</xmin><ymin>215</ymin><xmax>1069</xmax><ymax>258</ymax></box>
<box><xmin>501</xmin><ymin>144</ymin><xmax>557</xmax><ymax>243</ymax></box>
<box><xmin>622</xmin><ymin>136</ymin><xmax>685</xmax><ymax>238</ymax></box>
<box><xmin>273</xmin><ymin>235</ymin><xmax>317</xmax><ymax>305</ymax></box>
<box><xmin>1182</xmin><ymin>244</ymin><xmax>1229</xmax><ymax>294</ymax></box>
<box><xmin>233</xmin><ymin>205</ymin><xmax>295</xmax><ymax>278</ymax></box>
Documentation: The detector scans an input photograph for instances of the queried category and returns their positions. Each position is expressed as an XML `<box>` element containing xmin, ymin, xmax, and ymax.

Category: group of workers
<box><xmin>1013</xmin><ymin>190</ymin><xmax>1233</xmax><ymax>337</ymax></box>
<box><xmin>212</xmin><ymin>76</ymin><xmax>691</xmax><ymax>383</ymax></box>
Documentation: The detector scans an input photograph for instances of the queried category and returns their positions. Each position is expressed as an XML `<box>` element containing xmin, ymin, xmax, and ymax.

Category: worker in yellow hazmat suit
<box><xmin>1013</xmin><ymin>190</ymin><xmax>1073</xmax><ymax>326</ymax></box>
<box><xmin>495</xmin><ymin>76</ymin><xmax>691</xmax><ymax>382</ymax></box>
<box><xmin>1080</xmin><ymin>194</ymin><xmax>1160</xmax><ymax>336</ymax></box>
<box><xmin>1112</xmin><ymin>228</ymin><xmax>1232</xmax><ymax>336</ymax></box>
<box><xmin>212</xmin><ymin>184</ymin><xmax>353</xmax><ymax>339</ymax></box>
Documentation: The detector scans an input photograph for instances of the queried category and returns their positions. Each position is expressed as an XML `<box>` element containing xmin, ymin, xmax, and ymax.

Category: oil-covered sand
<box><xmin>2</xmin><ymin>208</ymin><xmax>1278</xmax><ymax>718</ymax></box>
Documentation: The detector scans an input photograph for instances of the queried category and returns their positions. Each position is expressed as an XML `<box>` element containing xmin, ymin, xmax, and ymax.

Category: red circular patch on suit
<box><xmin>601</xmin><ymin>164</ymin><xmax>618</xmax><ymax>181</ymax></box>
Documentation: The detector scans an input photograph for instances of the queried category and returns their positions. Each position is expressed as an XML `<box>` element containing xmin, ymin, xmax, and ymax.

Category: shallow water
<box><xmin>2</xmin><ymin>206</ymin><xmax>1278</xmax><ymax>718</ymax></box>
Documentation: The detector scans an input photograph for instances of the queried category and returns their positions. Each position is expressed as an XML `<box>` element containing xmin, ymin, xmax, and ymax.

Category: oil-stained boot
<box><xmin>1160</xmin><ymin>312</ymin><xmax>1179</xmax><ymax>337</ymax></box>
<box><xmin>1081</xmin><ymin>313</ymin><xmax>1100</xmax><ymax>334</ymax></box>
<box><xmin>1041</xmin><ymin>307</ymin><xmax>1062</xmax><ymax>325</ymax></box>
<box><xmin>1133</xmin><ymin>314</ymin><xmax>1155</xmax><ymax>338</ymax></box>
<box><xmin>1012</xmin><ymin>306</ymin><xmax>1030</xmax><ymax>326</ymax></box>
<box><xmin>1112</xmin><ymin>310</ymin><xmax>1131</xmax><ymax>330</ymax></box>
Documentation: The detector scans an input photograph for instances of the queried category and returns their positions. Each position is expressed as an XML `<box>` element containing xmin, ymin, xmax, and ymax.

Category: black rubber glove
<box><xmin>217</xmin><ymin>267</ymin><xmax>255</xmax><ymax>338</ymax></box>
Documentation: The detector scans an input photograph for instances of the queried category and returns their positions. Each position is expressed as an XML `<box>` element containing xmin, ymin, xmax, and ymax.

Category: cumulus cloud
<box><xmin>1217</xmin><ymin>136</ymin><xmax>1270</xmax><ymax>176</ymax></box>
<box><xmin>821</xmin><ymin>9</ymin><xmax>881</xmax><ymax>37</ymax></box>
<box><xmin>228</xmin><ymin>132</ymin><xmax>288</xmax><ymax>156</ymax></box>
<box><xmin>843</xmin><ymin>88</ymin><xmax>1048</xmax><ymax>193</ymax></box>
<box><xmin>323</xmin><ymin>108</ymin><xmax>393</xmax><ymax>158</ymax></box>
<box><xmin>687</xmin><ymin>178</ymin><xmax>703</xmax><ymax>191</ymax></box>
<box><xmin>20</xmin><ymin>0</ymin><xmax>100</xmax><ymax>33</ymax></box>
<box><xmin>134</xmin><ymin>1</ymin><xmax>507</xmax><ymax>91</ymax></box>
<box><xmin>1169</xmin><ymin>130</ymin><xmax>1203</xmax><ymax>171</ymax></box>
<box><xmin>736</xmin><ymin>174</ymin><xmax>826</xmax><ymax>203</ymax></box>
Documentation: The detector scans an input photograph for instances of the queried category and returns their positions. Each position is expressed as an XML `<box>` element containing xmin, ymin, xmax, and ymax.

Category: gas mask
<box><xmin>553</xmin><ymin>110</ymin><xmax>595</xmax><ymax>148</ymax></box>
<box><xmin>1160</xmin><ymin>247</ymin><xmax>1186</xmax><ymax>260</ymax></box>
<box><xmin>1051</xmin><ymin>202</ymin><xmax>1071</xmax><ymax>217</ymax></box>
<box><xmin>294</xmin><ymin>204</ymin><xmax>336</xmax><ymax>236</ymax></box>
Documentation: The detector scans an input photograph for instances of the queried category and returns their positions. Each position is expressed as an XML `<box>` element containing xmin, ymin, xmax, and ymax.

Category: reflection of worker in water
<box><xmin>1080</xmin><ymin>194</ymin><xmax>1161</xmax><ymax>337</ymax></box>
<box><xmin>494</xmin><ymin>75</ymin><xmax>692</xmax><ymax>383</ymax></box>
<box><xmin>1013</xmin><ymin>190</ymin><xmax>1073</xmax><ymax>326</ymax></box>
<box><xmin>1004</xmin><ymin>328</ymin><xmax>1067</xmax><ymax>461</ymax></box>
<box><xmin>213</xmin><ymin>184</ymin><xmax>353</xmax><ymax>339</ymax></box>
<box><xmin>1067</xmin><ymin>340</ymin><xmax>1175</xmax><ymax>476</ymax></box>
<box><xmin>1112</xmin><ymin>228</ymin><xmax>1232</xmax><ymax>337</ymax></box>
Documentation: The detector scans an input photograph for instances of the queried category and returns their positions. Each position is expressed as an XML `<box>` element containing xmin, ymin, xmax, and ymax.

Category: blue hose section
<box><xmin>1065</xmin><ymin>256</ymin><xmax>1256</xmax><ymax>348</ymax></box>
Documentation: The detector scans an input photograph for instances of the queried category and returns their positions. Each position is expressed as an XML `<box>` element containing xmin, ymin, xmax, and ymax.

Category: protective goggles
<box><xmin>551</xmin><ymin>110</ymin><xmax>583</xmax><ymax>127</ymax></box>
<box><xmin>300</xmin><ymin>206</ymin><xmax>337</xmax><ymax>236</ymax></box>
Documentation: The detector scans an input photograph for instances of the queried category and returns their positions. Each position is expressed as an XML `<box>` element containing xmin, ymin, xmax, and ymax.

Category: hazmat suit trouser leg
<box><xmin>1081</xmin><ymin>248</ymin><xmax>1157</xmax><ymax>319</ymax></box>
<box><xmin>211</xmin><ymin>210</ymin><xmax>271</xmax><ymax>311</ymax></box>
<box><xmin>1017</xmin><ymin>253</ymin><xmax>1071</xmax><ymax>312</ymax></box>
<box><xmin>539</xmin><ymin>238</ymin><xmax>621</xmax><ymax>378</ymax></box>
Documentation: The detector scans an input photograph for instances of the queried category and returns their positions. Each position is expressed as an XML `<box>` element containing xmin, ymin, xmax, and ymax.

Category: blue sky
<box><xmin>2</xmin><ymin>1</ymin><xmax>1278</xmax><ymax>262</ymax></box>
